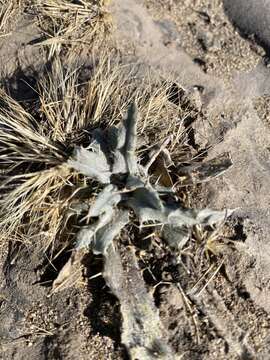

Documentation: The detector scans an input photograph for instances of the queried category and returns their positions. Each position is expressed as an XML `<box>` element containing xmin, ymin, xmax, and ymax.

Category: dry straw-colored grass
<box><xmin>0</xmin><ymin>54</ymin><xmax>190</xmax><ymax>252</ymax></box>
<box><xmin>31</xmin><ymin>0</ymin><xmax>112</xmax><ymax>58</ymax></box>
<box><xmin>0</xmin><ymin>0</ymin><xmax>21</xmax><ymax>37</ymax></box>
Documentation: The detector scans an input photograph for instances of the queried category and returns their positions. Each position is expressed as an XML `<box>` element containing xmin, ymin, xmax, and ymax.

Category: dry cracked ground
<box><xmin>0</xmin><ymin>0</ymin><xmax>270</xmax><ymax>359</ymax></box>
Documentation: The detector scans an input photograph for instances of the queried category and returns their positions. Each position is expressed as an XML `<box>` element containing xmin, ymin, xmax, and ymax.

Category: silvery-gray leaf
<box><xmin>167</xmin><ymin>207</ymin><xmax>203</xmax><ymax>227</ymax></box>
<box><xmin>92</xmin><ymin>128</ymin><xmax>108</xmax><ymax>155</ymax></box>
<box><xmin>106</xmin><ymin>126</ymin><xmax>121</xmax><ymax>150</ymax></box>
<box><xmin>75</xmin><ymin>210</ymin><xmax>129</xmax><ymax>254</ymax></box>
<box><xmin>126</xmin><ymin>175</ymin><xmax>145</xmax><ymax>190</ymax></box>
<box><xmin>162</xmin><ymin>225</ymin><xmax>190</xmax><ymax>250</ymax></box>
<box><xmin>112</xmin><ymin>150</ymin><xmax>128</xmax><ymax>174</ymax></box>
<box><xmin>127</xmin><ymin>183</ymin><xmax>234</xmax><ymax>227</ymax></box>
<box><xmin>112</xmin><ymin>103</ymin><xmax>138</xmax><ymax>175</ymax></box>
<box><xmin>88</xmin><ymin>184</ymin><xmax>121</xmax><ymax>217</ymax></box>
<box><xmin>75</xmin><ymin>225</ymin><xmax>96</xmax><ymax>249</ymax></box>
<box><xmin>167</xmin><ymin>207</ymin><xmax>234</xmax><ymax>227</ymax></box>
<box><xmin>123</xmin><ymin>103</ymin><xmax>138</xmax><ymax>175</ymax></box>
<box><xmin>75</xmin><ymin>210</ymin><xmax>115</xmax><ymax>250</ymax></box>
<box><xmin>92</xmin><ymin>210</ymin><xmax>129</xmax><ymax>255</ymax></box>
<box><xmin>68</xmin><ymin>144</ymin><xmax>111</xmax><ymax>184</ymax></box>
<box><xmin>127</xmin><ymin>186</ymin><xmax>166</xmax><ymax>223</ymax></box>
<box><xmin>193</xmin><ymin>208</ymin><xmax>234</xmax><ymax>225</ymax></box>
<box><xmin>114</xmin><ymin>120</ymin><xmax>127</xmax><ymax>150</ymax></box>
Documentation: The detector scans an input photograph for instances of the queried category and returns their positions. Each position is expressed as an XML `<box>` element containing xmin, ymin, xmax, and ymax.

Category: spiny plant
<box><xmin>66</xmin><ymin>103</ymin><xmax>232</xmax><ymax>256</ymax></box>
<box><xmin>60</xmin><ymin>102</ymin><xmax>233</xmax><ymax>359</ymax></box>
<box><xmin>0</xmin><ymin>55</ymin><xmax>233</xmax><ymax>359</ymax></box>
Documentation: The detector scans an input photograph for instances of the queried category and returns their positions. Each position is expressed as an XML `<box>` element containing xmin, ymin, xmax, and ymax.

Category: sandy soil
<box><xmin>1</xmin><ymin>1</ymin><xmax>270</xmax><ymax>359</ymax></box>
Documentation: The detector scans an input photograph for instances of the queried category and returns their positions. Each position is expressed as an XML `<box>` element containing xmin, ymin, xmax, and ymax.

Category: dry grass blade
<box><xmin>32</xmin><ymin>0</ymin><xmax>111</xmax><ymax>57</ymax></box>
<box><xmin>0</xmin><ymin>90</ymin><xmax>64</xmax><ymax>165</ymax></box>
<box><xmin>38</xmin><ymin>57</ymin><xmax>85</xmax><ymax>142</ymax></box>
<box><xmin>0</xmin><ymin>84</ymin><xmax>74</xmax><ymax>248</ymax></box>
<box><xmin>82</xmin><ymin>57</ymin><xmax>188</xmax><ymax>156</ymax></box>
<box><xmin>0</xmin><ymin>165</ymin><xmax>71</xmax><ymax>243</ymax></box>
<box><xmin>187</xmin><ymin>260</ymin><xmax>225</xmax><ymax>297</ymax></box>
<box><xmin>0</xmin><ymin>0</ymin><xmax>20</xmax><ymax>37</ymax></box>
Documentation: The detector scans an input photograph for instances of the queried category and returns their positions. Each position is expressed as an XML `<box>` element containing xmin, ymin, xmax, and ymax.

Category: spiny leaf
<box><xmin>68</xmin><ymin>142</ymin><xmax>111</xmax><ymax>184</ymax></box>
<box><xmin>112</xmin><ymin>103</ymin><xmax>139</xmax><ymax>175</ymax></box>
<box><xmin>122</xmin><ymin>103</ymin><xmax>138</xmax><ymax>175</ymax></box>
<box><xmin>127</xmin><ymin>185</ymin><xmax>166</xmax><ymax>224</ymax></box>
<box><xmin>92</xmin><ymin>210</ymin><xmax>129</xmax><ymax>254</ymax></box>
<box><xmin>127</xmin><ymin>181</ymin><xmax>233</xmax><ymax>228</ymax></box>
<box><xmin>68</xmin><ymin>104</ymin><xmax>139</xmax><ymax>179</ymax></box>
<box><xmin>166</xmin><ymin>207</ymin><xmax>233</xmax><ymax>227</ymax></box>
<box><xmin>76</xmin><ymin>209</ymin><xmax>129</xmax><ymax>254</ymax></box>
<box><xmin>88</xmin><ymin>184</ymin><xmax>121</xmax><ymax>217</ymax></box>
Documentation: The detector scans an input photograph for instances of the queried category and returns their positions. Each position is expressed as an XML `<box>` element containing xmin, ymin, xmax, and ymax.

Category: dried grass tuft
<box><xmin>0</xmin><ymin>0</ymin><xmax>21</xmax><ymax>37</ymax></box>
<box><xmin>29</xmin><ymin>0</ymin><xmax>112</xmax><ymax>58</ymax></box>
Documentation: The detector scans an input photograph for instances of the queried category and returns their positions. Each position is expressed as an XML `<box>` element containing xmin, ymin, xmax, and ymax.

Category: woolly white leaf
<box><xmin>75</xmin><ymin>224</ymin><xmax>96</xmax><ymax>250</ymax></box>
<box><xmin>127</xmin><ymin>186</ymin><xmax>166</xmax><ymax>223</ymax></box>
<box><xmin>88</xmin><ymin>184</ymin><xmax>121</xmax><ymax>217</ymax></box>
<box><xmin>128</xmin><ymin>184</ymin><xmax>234</xmax><ymax>227</ymax></box>
<box><xmin>112</xmin><ymin>103</ymin><xmax>138</xmax><ymax>175</ymax></box>
<box><xmin>75</xmin><ymin>210</ymin><xmax>129</xmax><ymax>255</ymax></box>
<box><xmin>194</xmin><ymin>208</ymin><xmax>234</xmax><ymax>225</ymax></box>
<box><xmin>92</xmin><ymin>210</ymin><xmax>129</xmax><ymax>254</ymax></box>
<box><xmin>112</xmin><ymin>150</ymin><xmax>128</xmax><ymax>174</ymax></box>
<box><xmin>68</xmin><ymin>143</ymin><xmax>111</xmax><ymax>184</ymax></box>
<box><xmin>126</xmin><ymin>175</ymin><xmax>145</xmax><ymax>190</ymax></box>
<box><xmin>168</xmin><ymin>208</ymin><xmax>234</xmax><ymax>227</ymax></box>
<box><xmin>122</xmin><ymin>103</ymin><xmax>138</xmax><ymax>175</ymax></box>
